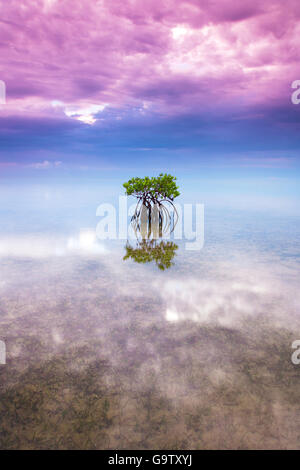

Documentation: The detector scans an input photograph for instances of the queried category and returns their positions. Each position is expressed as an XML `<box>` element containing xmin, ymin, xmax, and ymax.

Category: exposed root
<box><xmin>130</xmin><ymin>199</ymin><xmax>178</xmax><ymax>241</ymax></box>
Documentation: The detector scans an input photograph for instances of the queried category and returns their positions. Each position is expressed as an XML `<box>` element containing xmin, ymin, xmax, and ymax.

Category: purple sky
<box><xmin>0</xmin><ymin>0</ymin><xmax>299</xmax><ymax>197</ymax></box>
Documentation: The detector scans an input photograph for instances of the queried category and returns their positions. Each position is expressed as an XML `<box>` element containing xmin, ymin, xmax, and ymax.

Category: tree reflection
<box><xmin>123</xmin><ymin>239</ymin><xmax>178</xmax><ymax>270</ymax></box>
<box><xmin>124</xmin><ymin>203</ymin><xmax>178</xmax><ymax>270</ymax></box>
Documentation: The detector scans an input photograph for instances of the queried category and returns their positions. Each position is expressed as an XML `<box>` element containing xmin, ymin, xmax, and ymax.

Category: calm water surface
<box><xmin>0</xmin><ymin>191</ymin><xmax>300</xmax><ymax>449</ymax></box>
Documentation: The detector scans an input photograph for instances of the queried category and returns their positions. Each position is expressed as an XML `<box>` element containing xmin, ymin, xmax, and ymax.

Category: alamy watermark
<box><xmin>96</xmin><ymin>196</ymin><xmax>204</xmax><ymax>250</ymax></box>
<box><xmin>0</xmin><ymin>339</ymin><xmax>6</xmax><ymax>365</ymax></box>
<box><xmin>291</xmin><ymin>340</ymin><xmax>300</xmax><ymax>365</ymax></box>
<box><xmin>0</xmin><ymin>80</ymin><xmax>6</xmax><ymax>105</ymax></box>
<box><xmin>291</xmin><ymin>80</ymin><xmax>300</xmax><ymax>105</ymax></box>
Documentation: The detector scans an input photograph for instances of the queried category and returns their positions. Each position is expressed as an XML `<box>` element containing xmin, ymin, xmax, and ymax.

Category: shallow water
<box><xmin>0</xmin><ymin>196</ymin><xmax>300</xmax><ymax>449</ymax></box>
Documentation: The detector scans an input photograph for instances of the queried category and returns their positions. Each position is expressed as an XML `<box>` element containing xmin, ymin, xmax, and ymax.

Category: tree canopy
<box><xmin>123</xmin><ymin>173</ymin><xmax>180</xmax><ymax>206</ymax></box>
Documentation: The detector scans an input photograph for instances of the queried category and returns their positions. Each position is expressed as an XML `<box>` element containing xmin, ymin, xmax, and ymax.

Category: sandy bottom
<box><xmin>0</xmin><ymin>234</ymin><xmax>300</xmax><ymax>449</ymax></box>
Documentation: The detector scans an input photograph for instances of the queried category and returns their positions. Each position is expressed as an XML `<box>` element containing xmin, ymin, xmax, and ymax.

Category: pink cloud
<box><xmin>0</xmin><ymin>0</ymin><xmax>299</xmax><ymax>122</ymax></box>
<box><xmin>29</xmin><ymin>160</ymin><xmax>62</xmax><ymax>169</ymax></box>
<box><xmin>0</xmin><ymin>160</ymin><xmax>62</xmax><ymax>170</ymax></box>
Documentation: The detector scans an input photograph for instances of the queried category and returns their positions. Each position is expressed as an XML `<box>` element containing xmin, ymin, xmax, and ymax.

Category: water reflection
<box><xmin>1</xmin><ymin>249</ymin><xmax>299</xmax><ymax>449</ymax></box>
<box><xmin>0</xmin><ymin>229</ymin><xmax>107</xmax><ymax>258</ymax></box>
<box><xmin>124</xmin><ymin>203</ymin><xmax>178</xmax><ymax>270</ymax></box>
<box><xmin>124</xmin><ymin>240</ymin><xmax>178</xmax><ymax>270</ymax></box>
<box><xmin>1</xmin><ymin>202</ymin><xmax>300</xmax><ymax>449</ymax></box>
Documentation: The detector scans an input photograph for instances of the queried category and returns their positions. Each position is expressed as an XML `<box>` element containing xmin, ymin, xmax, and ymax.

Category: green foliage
<box><xmin>123</xmin><ymin>173</ymin><xmax>180</xmax><ymax>203</ymax></box>
<box><xmin>123</xmin><ymin>240</ymin><xmax>178</xmax><ymax>270</ymax></box>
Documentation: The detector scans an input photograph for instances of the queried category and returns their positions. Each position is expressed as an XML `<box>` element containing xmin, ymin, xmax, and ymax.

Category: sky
<box><xmin>0</xmin><ymin>0</ymin><xmax>299</xmax><ymax>213</ymax></box>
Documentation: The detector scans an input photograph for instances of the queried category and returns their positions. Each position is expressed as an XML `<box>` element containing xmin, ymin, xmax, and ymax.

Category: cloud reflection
<box><xmin>0</xmin><ymin>229</ymin><xmax>108</xmax><ymax>258</ymax></box>
<box><xmin>161</xmin><ymin>263</ymin><xmax>300</xmax><ymax>328</ymax></box>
